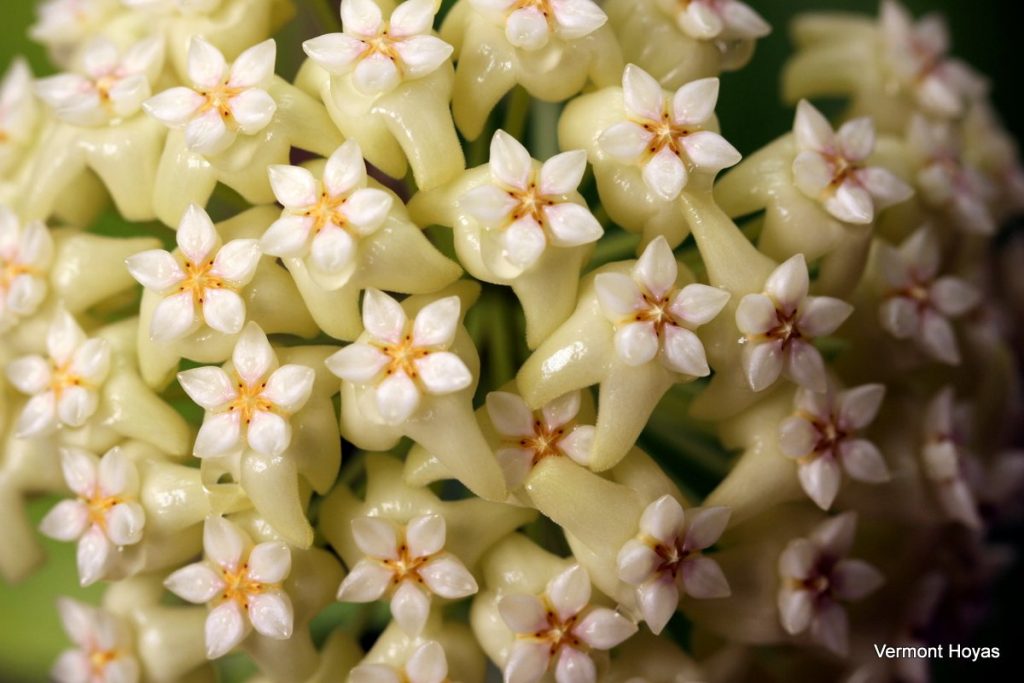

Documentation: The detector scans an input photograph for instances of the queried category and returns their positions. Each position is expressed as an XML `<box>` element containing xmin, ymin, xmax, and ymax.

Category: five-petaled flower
<box><xmin>486</xmin><ymin>390</ymin><xmax>595</xmax><ymax>487</ymax></box>
<box><xmin>177</xmin><ymin>321</ymin><xmax>315</xmax><ymax>457</ymax></box>
<box><xmin>468</xmin><ymin>0</ymin><xmax>608</xmax><ymax>51</ymax></box>
<box><xmin>735</xmin><ymin>254</ymin><xmax>853</xmax><ymax>393</ymax></box>
<box><xmin>302</xmin><ymin>0</ymin><xmax>453</xmax><ymax>97</ymax></box>
<box><xmin>599</xmin><ymin>65</ymin><xmax>741</xmax><ymax>201</ymax></box>
<box><xmin>35</xmin><ymin>36</ymin><xmax>164</xmax><ymax>126</ymax></box>
<box><xmin>164</xmin><ymin>516</ymin><xmax>294</xmax><ymax>659</ymax></box>
<box><xmin>653</xmin><ymin>0</ymin><xmax>770</xmax><ymax>42</ymax></box>
<box><xmin>52</xmin><ymin>598</ymin><xmax>139</xmax><ymax>683</ymax></box>
<box><xmin>596</xmin><ymin>236</ymin><xmax>730</xmax><ymax>376</ymax></box>
<box><xmin>877</xmin><ymin>226</ymin><xmax>979</xmax><ymax>365</ymax></box>
<box><xmin>920</xmin><ymin>387</ymin><xmax>982</xmax><ymax>529</ymax></box>
<box><xmin>337</xmin><ymin>514</ymin><xmax>478</xmax><ymax>635</ymax></box>
<box><xmin>40</xmin><ymin>447</ymin><xmax>145</xmax><ymax>587</ymax></box>
<box><xmin>499</xmin><ymin>563</ymin><xmax>637</xmax><ymax>683</ymax></box>
<box><xmin>143</xmin><ymin>37</ymin><xmax>277</xmax><ymax>155</ymax></box>
<box><xmin>791</xmin><ymin>100</ymin><xmax>913</xmax><ymax>224</ymax></box>
<box><xmin>779</xmin><ymin>383</ymin><xmax>890</xmax><ymax>510</ymax></box>
<box><xmin>126</xmin><ymin>203</ymin><xmax>262</xmax><ymax>342</ymax></box>
<box><xmin>349</xmin><ymin>640</ymin><xmax>451</xmax><ymax>683</ymax></box>
<box><xmin>0</xmin><ymin>206</ymin><xmax>53</xmax><ymax>331</ymax></box>
<box><xmin>6</xmin><ymin>307</ymin><xmax>111</xmax><ymax>437</ymax></box>
<box><xmin>617</xmin><ymin>495</ymin><xmax>730</xmax><ymax>635</ymax></box>
<box><xmin>326</xmin><ymin>289</ymin><xmax>472</xmax><ymax>425</ymax></box>
<box><xmin>459</xmin><ymin>130</ymin><xmax>603</xmax><ymax>271</ymax></box>
<box><xmin>261</xmin><ymin>140</ymin><xmax>393</xmax><ymax>288</ymax></box>
<box><xmin>777</xmin><ymin>512</ymin><xmax>884</xmax><ymax>656</ymax></box>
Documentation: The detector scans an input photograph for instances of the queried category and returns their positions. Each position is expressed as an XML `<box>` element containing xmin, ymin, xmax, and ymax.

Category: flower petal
<box><xmin>839</xmin><ymin>439</ymin><xmax>890</xmax><ymax>483</ymax></box>
<box><xmin>505</xmin><ymin>6</ymin><xmax>551</xmax><ymax>50</ymax></box>
<box><xmin>337</xmin><ymin>559</ymin><xmax>393</xmax><ymax>602</ymax></box>
<box><xmin>77</xmin><ymin>525</ymin><xmax>112</xmax><ymax>586</ymax></box>
<box><xmin>614</xmin><ymin>321</ymin><xmax>659</xmax><ymax>366</ymax></box>
<box><xmin>503</xmin><ymin>641</ymin><xmax>550</xmax><ymax>683</ymax></box>
<box><xmin>486</xmin><ymin>391</ymin><xmax>535</xmax><ymax>437</ymax></box>
<box><xmin>178</xmin><ymin>366</ymin><xmax>235</xmax><ymax>410</ymax></box>
<box><xmin>460</xmin><ymin>184</ymin><xmax>518</xmax><ymax>225</ymax></box>
<box><xmin>165</xmin><ymin>562</ymin><xmax>226</xmax><ymax>604</ymax></box>
<box><xmin>248</xmin><ymin>591</ymin><xmax>293</xmax><ymax>639</ymax></box>
<box><xmin>47</xmin><ymin>308</ymin><xmax>86</xmax><ymax>365</ymax></box>
<box><xmin>415</xmin><ymin>352</ymin><xmax>472</xmax><ymax>395</ymax></box>
<box><xmin>187</xmin><ymin>36</ymin><xmax>227</xmax><ymax>89</ymax></box>
<box><xmin>247</xmin><ymin>410</ymin><xmax>291</xmax><ymax>456</ymax></box>
<box><xmin>541</xmin><ymin>391</ymin><xmax>580</xmax><ymax>430</ymax></box>
<box><xmin>228</xmin><ymin>88</ymin><xmax>276</xmax><ymax>135</ymax></box>
<box><xmin>499</xmin><ymin>594</ymin><xmax>548</xmax><ymax>633</ymax></box>
<box><xmin>617</xmin><ymin>538</ymin><xmax>659</xmax><ymax>585</ymax></box>
<box><xmin>793</xmin><ymin>100</ymin><xmax>834</xmax><ymax>152</ymax></box>
<box><xmin>417</xmin><ymin>554</ymin><xmax>478</xmax><ymax>598</ymax></box>
<box><xmin>858</xmin><ymin>166</ymin><xmax>913</xmax><ymax>208</ymax></box>
<box><xmin>538</xmin><ymin>150</ymin><xmax>588</xmax><ymax>196</ymax></box>
<box><xmin>228</xmin><ymin>40</ymin><xmax>276</xmax><ymax>89</ymax></box>
<box><xmin>105</xmin><ymin>502</ymin><xmax>145</xmax><ymax>546</ymax></box>
<box><xmin>792</xmin><ymin>150</ymin><xmax>832</xmax><ymax>197</ymax></box>
<box><xmin>204</xmin><ymin>516</ymin><xmax>248</xmax><ymax>571</ymax></box>
<box><xmin>661</xmin><ymin>325</ymin><xmax>709</xmax><ymax>376</ymax></box>
<box><xmin>573</xmin><ymin>607</ymin><xmax>637</xmax><ymax>649</ymax></box>
<box><xmin>16</xmin><ymin>391</ymin><xmax>58</xmax><ymax>437</ymax></box>
<box><xmin>777</xmin><ymin>587</ymin><xmax>813</xmax><ymax>635</ymax></box>
<box><xmin>202</xmin><ymin>289</ymin><xmax>247</xmax><ymax>335</ymax></box>
<box><xmin>323</xmin><ymin>140</ymin><xmax>367</xmax><ymax>196</ymax></box>
<box><xmin>765</xmin><ymin>254</ymin><xmax>808</xmax><ymax>310</ymax></box>
<box><xmin>554</xmin><ymin>646</ymin><xmax>596</xmax><ymax>683</ymax></box>
<box><xmin>549</xmin><ymin>0</ymin><xmax>607</xmax><ymax>40</ymax></box>
<box><xmin>302</xmin><ymin>33</ymin><xmax>367</xmax><ymax>74</ymax></box>
<box><xmin>743</xmin><ymin>339</ymin><xmax>784</xmax><ymax>392</ymax></box>
<box><xmin>636</xmin><ymin>578</ymin><xmax>678</xmax><ymax>635</ymax></box>
<box><xmin>642</xmin><ymin>147</ymin><xmax>688</xmax><ymax>201</ymax></box>
<box><xmin>920</xmin><ymin>311</ymin><xmax>960</xmax><ymax>365</ymax></box>
<box><xmin>832</xmin><ymin>559</ymin><xmax>885</xmax><ymax>601</ymax></box>
<box><xmin>232</xmin><ymin>322</ymin><xmax>275</xmax><ymax>384</ymax></box>
<box><xmin>634</xmin><ymin>236</ymin><xmax>677</xmax><ymax>299</ymax></box>
<box><xmin>353</xmin><ymin>53</ymin><xmax>401</xmax><ymax>94</ymax></box>
<box><xmin>185</xmin><ymin>108</ymin><xmax>233</xmax><ymax>155</ymax></box>
<box><xmin>262</xmin><ymin>365</ymin><xmax>315</xmax><ymax>413</ymax></box>
<box><xmin>784</xmin><ymin>339</ymin><xmax>827</xmax><ymax>393</ymax></box>
<box><xmin>341</xmin><ymin>188</ymin><xmax>393</xmax><ymax>235</ymax></box>
<box><xmin>879</xmin><ymin>296</ymin><xmax>919</xmax><ymax>339</ymax></box>
<box><xmin>412</xmin><ymin>296</ymin><xmax>460</xmax><ymax>347</ymax></box>
<box><xmin>671</xmin><ymin>78</ymin><xmax>719</xmax><ymax>126</ymax></box>
<box><xmin>598</xmin><ymin>121</ymin><xmax>652</xmax><ymax>161</ymax></box>
<box><xmin>268</xmin><ymin>165</ymin><xmax>318</xmax><ymax>208</ymax></box>
<box><xmin>260</xmin><ymin>215</ymin><xmax>314</xmax><ymax>257</ymax></box>
<box><xmin>58</xmin><ymin>386</ymin><xmax>99</xmax><ymax>427</ymax></box>
<box><xmin>930</xmin><ymin>277</ymin><xmax>979</xmax><ymax>317</ymax></box>
<box><xmin>681</xmin><ymin>555</ymin><xmax>730</xmax><ymax>599</ymax></box>
<box><xmin>824</xmin><ymin>182</ymin><xmax>874</xmax><ymax>224</ymax></box>
<box><xmin>6</xmin><ymin>355</ymin><xmax>52</xmax><ymax>394</ymax></box>
<box><xmin>681</xmin><ymin>130</ymin><xmax>741</xmax><ymax>173</ymax></box>
<box><xmin>375</xmin><ymin>370</ymin><xmax>421</xmax><ymax>424</ymax></box>
<box><xmin>205</xmin><ymin>600</ymin><xmax>250</xmax><ymax>659</ymax></box>
<box><xmin>543</xmin><ymin>203</ymin><xmax>603</xmax><ymax>247</ymax></box>
<box><xmin>362</xmin><ymin>288</ymin><xmax>407</xmax><ymax>343</ymax></box>
<box><xmin>406</xmin><ymin>514</ymin><xmax>446</xmax><ymax>559</ymax></box>
<box><xmin>125</xmin><ymin>249</ymin><xmax>185</xmax><ymax>291</ymax></box>
<box><xmin>640</xmin><ymin>495</ymin><xmax>685</xmax><ymax>545</ymax></box>
<box><xmin>177</xmin><ymin>204</ymin><xmax>218</xmax><ymax>263</ymax></box>
<box><xmin>779</xmin><ymin>538</ymin><xmax>816</xmax><ymax>580</ymax></box>
<box><xmin>811</xmin><ymin>600</ymin><xmax>849</xmax><ymax>655</ymax></box>
<box><xmin>622</xmin><ymin>64</ymin><xmax>664</xmax><ymax>120</ymax></box>
<box><xmin>352</xmin><ymin>516</ymin><xmax>399</xmax><ymax>560</ymax></box>
<box><xmin>326</xmin><ymin>343</ymin><xmax>389</xmax><ymax>383</ymax></box>
<box><xmin>392</xmin><ymin>35</ymin><xmax>453</xmax><ymax>79</ymax></box>
<box><xmin>406</xmin><ymin>640</ymin><xmax>448</xmax><ymax>683</ymax></box>
<box><xmin>798</xmin><ymin>296</ymin><xmax>853</xmax><ymax>337</ymax></box>
<box><xmin>669</xmin><ymin>283</ymin><xmax>730</xmax><ymax>327</ymax></box>
<box><xmin>310</xmin><ymin>225</ymin><xmax>356</xmax><ymax>276</ymax></box>
<box><xmin>143</xmin><ymin>86</ymin><xmax>204</xmax><ymax>126</ymax></box>
<box><xmin>836</xmin><ymin>117</ymin><xmax>875</xmax><ymax>162</ymax></box>
<box><xmin>150</xmin><ymin>292</ymin><xmax>198</xmax><ymax>342</ymax></box>
<box><xmin>490</xmin><ymin>130</ymin><xmax>532</xmax><ymax>190</ymax></box>
<box><xmin>778</xmin><ymin>416</ymin><xmax>816</xmax><ymax>459</ymax></box>
<box><xmin>548</xmin><ymin>564</ymin><xmax>591</xmax><ymax>621</ymax></box>
<box><xmin>40</xmin><ymin>500</ymin><xmax>90</xmax><ymax>541</ymax></box>
<box><xmin>684</xmin><ymin>507</ymin><xmax>730</xmax><ymax>550</ymax></box>
<box><xmin>391</xmin><ymin>579</ymin><xmax>431</xmax><ymax>635</ymax></box>
<box><xmin>810</xmin><ymin>511</ymin><xmax>856</xmax><ymax>557</ymax></box>
<box><xmin>595</xmin><ymin>272</ymin><xmax>642</xmax><ymax>319</ymax></box>
<box><xmin>342</xmin><ymin>0</ymin><xmax>384</xmax><ymax>36</ymax></box>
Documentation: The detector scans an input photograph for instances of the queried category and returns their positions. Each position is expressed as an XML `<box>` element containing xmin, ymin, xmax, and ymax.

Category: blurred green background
<box><xmin>1</xmin><ymin>1</ymin><xmax>1021</xmax><ymax>681</ymax></box>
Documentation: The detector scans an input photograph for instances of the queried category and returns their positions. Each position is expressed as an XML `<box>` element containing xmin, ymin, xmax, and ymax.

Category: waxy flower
<box><xmin>143</xmin><ymin>37</ymin><xmax>277</xmax><ymax>155</ymax></box>
<box><xmin>499</xmin><ymin>564</ymin><xmax>637</xmax><ymax>683</ymax></box>
<box><xmin>595</xmin><ymin>236</ymin><xmax>729</xmax><ymax>376</ymax></box>
<box><xmin>779</xmin><ymin>384</ymin><xmax>889</xmax><ymax>510</ymax></box>
<box><xmin>468</xmin><ymin>0</ymin><xmax>608</xmax><ymax>51</ymax></box>
<box><xmin>165</xmin><ymin>516</ymin><xmax>293</xmax><ymax>659</ymax></box>
<box><xmin>653</xmin><ymin>0</ymin><xmax>770</xmax><ymax>41</ymax></box>
<box><xmin>326</xmin><ymin>289</ymin><xmax>472</xmax><ymax>425</ymax></box>
<box><xmin>486</xmin><ymin>390</ymin><xmax>595</xmax><ymax>488</ymax></box>
<box><xmin>877</xmin><ymin>226</ymin><xmax>979</xmax><ymax>365</ymax></box>
<box><xmin>0</xmin><ymin>59</ymin><xmax>37</xmax><ymax>174</ymax></box>
<box><xmin>920</xmin><ymin>387</ymin><xmax>981</xmax><ymax>529</ymax></box>
<box><xmin>460</xmin><ymin>130</ymin><xmax>602</xmax><ymax>271</ymax></box>
<box><xmin>617</xmin><ymin>496</ymin><xmax>730</xmax><ymax>635</ymax></box>
<box><xmin>6</xmin><ymin>308</ymin><xmax>111</xmax><ymax>437</ymax></box>
<box><xmin>735</xmin><ymin>254</ymin><xmax>853</xmax><ymax>393</ymax></box>
<box><xmin>791</xmin><ymin>100</ymin><xmax>912</xmax><ymax>224</ymax></box>
<box><xmin>30</xmin><ymin>0</ymin><xmax>118</xmax><ymax>50</ymax></box>
<box><xmin>261</xmin><ymin>140</ymin><xmax>393</xmax><ymax>288</ymax></box>
<box><xmin>0</xmin><ymin>206</ymin><xmax>53</xmax><ymax>330</ymax></box>
<box><xmin>35</xmin><ymin>36</ymin><xmax>164</xmax><ymax>126</ymax></box>
<box><xmin>52</xmin><ymin>598</ymin><xmax>139</xmax><ymax>683</ymax></box>
<box><xmin>350</xmin><ymin>640</ymin><xmax>451</xmax><ymax>683</ymax></box>
<box><xmin>777</xmin><ymin>513</ymin><xmax>884</xmax><ymax>656</ymax></box>
<box><xmin>126</xmin><ymin>203</ymin><xmax>261</xmax><ymax>341</ymax></box>
<box><xmin>337</xmin><ymin>514</ymin><xmax>478</xmax><ymax>635</ymax></box>
<box><xmin>303</xmin><ymin>0</ymin><xmax>453</xmax><ymax>97</ymax></box>
<box><xmin>40</xmin><ymin>447</ymin><xmax>145</xmax><ymax>586</ymax></box>
<box><xmin>177</xmin><ymin>322</ymin><xmax>315</xmax><ymax>457</ymax></box>
<box><xmin>598</xmin><ymin>65</ymin><xmax>740</xmax><ymax>201</ymax></box>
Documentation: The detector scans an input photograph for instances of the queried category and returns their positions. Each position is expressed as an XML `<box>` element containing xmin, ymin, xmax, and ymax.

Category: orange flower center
<box><xmin>226</xmin><ymin>377</ymin><xmax>274</xmax><ymax>425</ymax></box>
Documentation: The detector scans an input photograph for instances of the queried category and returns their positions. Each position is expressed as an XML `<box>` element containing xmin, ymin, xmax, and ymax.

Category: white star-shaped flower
<box><xmin>52</xmin><ymin>598</ymin><xmax>139</xmax><ymax>683</ymax></box>
<box><xmin>920</xmin><ymin>387</ymin><xmax>982</xmax><ymax>529</ymax></box>
<box><xmin>337</xmin><ymin>514</ymin><xmax>478</xmax><ymax>636</ymax></box>
<box><xmin>459</xmin><ymin>130</ymin><xmax>603</xmax><ymax>271</ymax></box>
<box><xmin>30</xmin><ymin>0</ymin><xmax>117</xmax><ymax>49</ymax></box>
<box><xmin>653</xmin><ymin>0</ymin><xmax>770</xmax><ymax>42</ymax></box>
<box><xmin>39</xmin><ymin>447</ymin><xmax>145</xmax><ymax>587</ymax></box>
<box><xmin>164</xmin><ymin>516</ymin><xmax>294</xmax><ymax>659</ymax></box>
<box><xmin>777</xmin><ymin>512</ymin><xmax>884</xmax><ymax>656</ymax></box>
<box><xmin>302</xmin><ymin>0</ymin><xmax>454</xmax><ymax>97</ymax></box>
<box><xmin>5</xmin><ymin>308</ymin><xmax>111</xmax><ymax>437</ymax></box>
<box><xmin>877</xmin><ymin>226</ymin><xmax>979</xmax><ymax>366</ymax></box>
<box><xmin>468</xmin><ymin>0</ymin><xmax>608</xmax><ymax>51</ymax></box>
<box><xmin>261</xmin><ymin>140</ymin><xmax>393</xmax><ymax>289</ymax></box>
<box><xmin>326</xmin><ymin>289</ymin><xmax>472</xmax><ymax>425</ymax></box>
<box><xmin>779</xmin><ymin>383</ymin><xmax>890</xmax><ymax>510</ymax></box>
<box><xmin>791</xmin><ymin>100</ymin><xmax>913</xmax><ymax>224</ymax></box>
<box><xmin>126</xmin><ymin>203</ymin><xmax>261</xmax><ymax>342</ymax></box>
<box><xmin>350</xmin><ymin>640</ymin><xmax>451</xmax><ymax>683</ymax></box>
<box><xmin>35</xmin><ymin>36</ymin><xmax>164</xmax><ymax>127</ymax></box>
<box><xmin>599</xmin><ymin>65</ymin><xmax>741</xmax><ymax>201</ymax></box>
<box><xmin>0</xmin><ymin>58</ymin><xmax>38</xmax><ymax>174</ymax></box>
<box><xmin>735</xmin><ymin>254</ymin><xmax>853</xmax><ymax>393</ymax></box>
<box><xmin>143</xmin><ymin>37</ymin><xmax>277</xmax><ymax>155</ymax></box>
<box><xmin>486</xmin><ymin>390</ymin><xmax>595</xmax><ymax>488</ymax></box>
<box><xmin>0</xmin><ymin>206</ymin><xmax>53</xmax><ymax>331</ymax></box>
<box><xmin>617</xmin><ymin>496</ymin><xmax>730</xmax><ymax>635</ymax></box>
<box><xmin>595</xmin><ymin>236</ymin><xmax>730</xmax><ymax>376</ymax></box>
<box><xmin>177</xmin><ymin>321</ymin><xmax>315</xmax><ymax>458</ymax></box>
<box><xmin>499</xmin><ymin>564</ymin><xmax>637</xmax><ymax>683</ymax></box>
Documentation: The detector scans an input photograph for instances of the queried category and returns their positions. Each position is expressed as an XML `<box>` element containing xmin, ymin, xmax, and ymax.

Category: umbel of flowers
<box><xmin>0</xmin><ymin>2</ymin><xmax>1021</xmax><ymax>683</ymax></box>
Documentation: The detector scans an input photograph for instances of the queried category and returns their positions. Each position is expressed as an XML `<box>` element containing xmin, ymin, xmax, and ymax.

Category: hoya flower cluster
<box><xmin>0</xmin><ymin>2</ymin><xmax>1021</xmax><ymax>683</ymax></box>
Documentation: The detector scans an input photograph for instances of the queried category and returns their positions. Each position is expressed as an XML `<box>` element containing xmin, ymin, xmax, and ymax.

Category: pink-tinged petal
<box><xmin>490</xmin><ymin>130</ymin><xmax>532</xmax><ymax>190</ymax></box>
<box><xmin>406</xmin><ymin>640</ymin><xmax>448</xmax><ymax>683</ymax></box>
<box><xmin>204</xmin><ymin>516</ymin><xmax>249</xmax><ymax>570</ymax></box>
<box><xmin>595</xmin><ymin>272</ymin><xmax>642</xmax><ymax>319</ymax></box>
<box><xmin>70</xmin><ymin>338</ymin><xmax>110</xmax><ymax>383</ymax></box>
<box><xmin>353</xmin><ymin>53</ymin><xmax>401</xmax><ymax>94</ymax></box>
<box><xmin>681</xmin><ymin>555</ymin><xmax>730</xmax><ymax>599</ymax></box>
<box><xmin>661</xmin><ymin>325</ymin><xmax>709</xmax><ymax>376</ymax></box>
<box><xmin>642</xmin><ymin>147</ymin><xmax>688</xmax><ymax>201</ymax></box>
<box><xmin>205</xmin><ymin>600</ymin><xmax>250</xmax><ymax>659</ymax></box>
<box><xmin>503</xmin><ymin>641</ymin><xmax>550</xmax><ymax>683</ymax></box>
<box><xmin>6</xmin><ymin>275</ymin><xmax>46</xmax><ymax>317</ymax></box>
<box><xmin>836</xmin><ymin>117</ymin><xmax>875</xmax><ymax>162</ymax></box>
<box><xmin>362</xmin><ymin>288</ymin><xmax>407</xmax><ymax>343</ymax></box>
<box><xmin>541</xmin><ymin>391</ymin><xmax>580</xmax><ymax>430</ymax></box>
<box><xmin>720</xmin><ymin>0</ymin><xmax>770</xmax><ymax>38</ymax></box>
<box><xmin>326</xmin><ymin>343</ymin><xmax>389</xmax><ymax>383</ymax></box>
<box><xmin>505</xmin><ymin>6</ymin><xmax>551</xmax><ymax>50</ymax></box>
<box><xmin>389</xmin><ymin>0</ymin><xmax>436</xmax><ymax>36</ymax></box>
<box><xmin>40</xmin><ymin>500</ymin><xmax>90</xmax><ymax>541</ymax></box>
<box><xmin>177</xmin><ymin>203</ymin><xmax>219</xmax><ymax>262</ymax></box>
<box><xmin>735</xmin><ymin>292</ymin><xmax>776</xmax><ymax>335</ymax></box>
<box><xmin>765</xmin><ymin>254</ymin><xmax>809</xmax><ymax>309</ymax></box>
<box><xmin>779</xmin><ymin>538</ymin><xmax>817</xmax><ymax>580</ymax></box>
<box><xmin>392</xmin><ymin>35</ymin><xmax>453</xmax><ymax>79</ymax></box>
<box><xmin>795</xmin><ymin>384</ymin><xmax>832</xmax><ymax>420</ymax></box>
<box><xmin>678</xmin><ymin>1</ymin><xmax>724</xmax><ymax>38</ymax></box>
<box><xmin>878</xmin><ymin>296</ymin><xmax>919</xmax><ymax>339</ymax></box>
<box><xmin>798</xmin><ymin>296</ymin><xmax>853</xmax><ymax>337</ymax></box>
<box><xmin>105</xmin><ymin>501</ymin><xmax>144</xmax><ymax>546</ymax></box>
<box><xmin>77</xmin><ymin>525</ymin><xmax>112</xmax><ymax>586</ymax></box>
<box><xmin>352</xmin><ymin>516</ymin><xmax>399</xmax><ymax>560</ymax></box>
<box><xmin>262</xmin><ymin>365</ymin><xmax>314</xmax><ymax>413</ymax></box>
<box><xmin>930</xmin><ymin>276</ymin><xmax>979</xmax><ymax>317</ymax></box>
<box><xmin>681</xmin><ymin>131</ymin><xmax>741</xmax><ymax>173</ymax></box>
<box><xmin>810</xmin><ymin>511</ymin><xmax>856</xmax><ymax>558</ymax></box>
<box><xmin>917</xmin><ymin>74</ymin><xmax>961</xmax><ymax>118</ymax></box>
<box><xmin>792</xmin><ymin>150</ymin><xmax>832</xmax><ymax>197</ymax></box>
<box><xmin>919</xmin><ymin>311</ymin><xmax>960</xmax><ymax>365</ymax></box>
<box><xmin>634</xmin><ymin>235</ymin><xmax>677</xmax><ymax>298</ymax></box>
<box><xmin>836</xmin><ymin>384</ymin><xmax>885</xmax><ymax>430</ymax></box>
<box><xmin>246</xmin><ymin>410</ymin><xmax>291</xmax><ymax>456</ymax></box>
<box><xmin>938</xmin><ymin>479</ymin><xmax>982</xmax><ymax>529</ymax></box>
<box><xmin>684</xmin><ymin>507</ymin><xmax>730</xmax><ymax>550</ymax></box>
<box><xmin>260</xmin><ymin>215</ymin><xmax>314</xmax><ymax>257</ymax></box>
<box><xmin>374</xmin><ymin>370</ymin><xmax>421</xmax><ymax>424</ymax></box>
<box><xmin>202</xmin><ymin>289</ymin><xmax>247</xmax><ymax>335</ymax></box>
<box><xmin>341</xmin><ymin>0</ymin><xmax>384</xmax><ymax>36</ymax></box>
<box><xmin>228</xmin><ymin>40</ymin><xmax>276</xmax><ymax>89</ymax></box>
<box><xmin>784</xmin><ymin>340</ymin><xmax>827</xmax><ymax>393</ymax></box>
<box><xmin>415</xmin><ymin>352</ymin><xmax>472</xmax><ymax>395</ymax></box>
<box><xmin>406</xmin><ymin>514</ymin><xmax>446</xmax><ymax>559</ymax></box>
<box><xmin>125</xmin><ymin>249</ymin><xmax>185</xmax><ymax>291</ymax></box>
<box><xmin>165</xmin><ymin>562</ymin><xmax>226</xmax><ymax>604</ymax></box>
<box><xmin>61</xmin><ymin>448</ymin><xmax>98</xmax><ymax>497</ymax></box>
<box><xmin>248</xmin><ymin>591</ymin><xmax>293</xmax><ymax>639</ymax></box>
<box><xmin>16</xmin><ymin>391</ymin><xmax>58</xmax><ymax>437</ymax></box>
<box><xmin>6</xmin><ymin>355</ymin><xmax>52</xmax><ymax>394</ymax></box>
<box><xmin>640</xmin><ymin>495</ymin><xmax>685</xmax><ymax>545</ymax></box>
<box><xmin>617</xmin><ymin>539</ymin><xmax>659</xmax><ymax>585</ymax></box>
<box><xmin>185</xmin><ymin>108</ymin><xmax>233</xmax><ymax>155</ymax></box>
<box><xmin>539</xmin><ymin>149</ymin><xmax>587</xmax><ymax>196</ymax></box>
<box><xmin>150</xmin><ymin>291</ymin><xmax>198</xmax><ymax>342</ymax></box>
<box><xmin>549</xmin><ymin>0</ymin><xmax>607</xmax><ymax>40</ymax></box>
<box><xmin>391</xmin><ymin>579</ymin><xmax>431</xmax><ymax>635</ymax></box>
<box><xmin>614</xmin><ymin>321</ymin><xmax>659</xmax><ymax>367</ymax></box>
<box><xmin>187</xmin><ymin>36</ymin><xmax>227</xmax><ymax>89</ymax></box>
<box><xmin>232</xmin><ymin>322</ymin><xmax>275</xmax><ymax>384</ymax></box>
<box><xmin>502</xmin><ymin>217</ymin><xmax>547</xmax><ymax>269</ymax></box>
<box><xmin>350</xmin><ymin>664</ymin><xmax>401</xmax><ymax>683</ymax></box>
<box><xmin>143</xmin><ymin>86</ymin><xmax>205</xmax><ymax>126</ymax></box>
<box><xmin>811</xmin><ymin>600</ymin><xmax>849</xmax><ymax>655</ymax></box>
<box><xmin>832</xmin><ymin>559</ymin><xmax>884</xmax><ymax>601</ymax></box>
<box><xmin>496</xmin><ymin>447</ymin><xmax>534</xmax><ymax>488</ymax></box>
<box><xmin>228</xmin><ymin>88</ymin><xmax>276</xmax><ymax>135</ymax></box>
<box><xmin>324</xmin><ymin>140</ymin><xmax>367</xmax><ymax>196</ymax></box>
<box><xmin>52</xmin><ymin>650</ymin><xmax>90</xmax><ymax>683</ymax></box>
<box><xmin>622</xmin><ymin>64</ymin><xmax>664</xmax><ymax>120</ymax></box>
<box><xmin>194</xmin><ymin>411</ymin><xmax>242</xmax><ymax>458</ymax></box>
<box><xmin>56</xmin><ymin>597</ymin><xmax>96</xmax><ymax>647</ymax></box>
<box><xmin>839</xmin><ymin>439</ymin><xmax>889</xmax><ymax>483</ymax></box>
<box><xmin>211</xmin><ymin>239</ymin><xmax>261</xmax><ymax>284</ymax></box>
<box><xmin>548</xmin><ymin>564</ymin><xmax>591</xmax><ymax>621</ymax></box>
<box><xmin>669</xmin><ymin>283</ymin><xmax>730</xmax><ymax>327</ymax></box>
<box><xmin>412</xmin><ymin>296</ymin><xmax>460</xmax><ymax>347</ymax></box>
<box><xmin>825</xmin><ymin>181</ymin><xmax>874</xmax><ymax>224</ymax></box>
<box><xmin>47</xmin><ymin>308</ymin><xmax>86</xmax><ymax>365</ymax></box>
<box><xmin>310</xmin><ymin>225</ymin><xmax>356</xmax><ymax>276</ymax></box>
<box><xmin>573</xmin><ymin>607</ymin><xmax>637</xmax><ymax>649</ymax></box>
<box><xmin>670</xmin><ymin>78</ymin><xmax>719</xmax><ymax>126</ymax></box>
<box><xmin>302</xmin><ymin>33</ymin><xmax>367</xmax><ymax>74</ymax></box>
<box><xmin>543</xmin><ymin>203</ymin><xmax>603</xmax><ymax>247</ymax></box>
<box><xmin>793</xmin><ymin>100</ymin><xmax>834</xmax><ymax>152</ymax></box>
<box><xmin>337</xmin><ymin>559</ymin><xmax>393</xmax><ymax>602</ymax></box>
<box><xmin>899</xmin><ymin>226</ymin><xmax>941</xmax><ymax>280</ymax></box>
<box><xmin>486</xmin><ymin>391</ymin><xmax>535</xmax><ymax>437</ymax></box>
<box><xmin>341</xmin><ymin>188</ymin><xmax>393</xmax><ymax>235</ymax></box>
<box><xmin>598</xmin><ymin>121</ymin><xmax>653</xmax><ymax>161</ymax></box>
<box><xmin>798</xmin><ymin>456</ymin><xmax>842</xmax><ymax>509</ymax></box>
<box><xmin>636</xmin><ymin>578</ymin><xmax>678</xmax><ymax>635</ymax></box>
<box><xmin>858</xmin><ymin>166</ymin><xmax>914</xmax><ymax>208</ymax></box>
<box><xmin>103</xmin><ymin>656</ymin><xmax>139</xmax><ymax>683</ymax></box>
<box><xmin>777</xmin><ymin>587</ymin><xmax>813</xmax><ymax>635</ymax></box>
<box><xmin>417</xmin><ymin>554</ymin><xmax>478</xmax><ymax>598</ymax></box>
<box><xmin>743</xmin><ymin>339</ymin><xmax>784</xmax><ymax>392</ymax></box>
<box><xmin>498</xmin><ymin>594</ymin><xmax>548</xmax><ymax>633</ymax></box>
<box><xmin>554</xmin><ymin>646</ymin><xmax>596</xmax><ymax>683</ymax></box>
<box><xmin>460</xmin><ymin>184</ymin><xmax>518</xmax><ymax>225</ymax></box>
<box><xmin>178</xmin><ymin>366</ymin><xmax>236</xmax><ymax>411</ymax></box>
<box><xmin>779</xmin><ymin>416</ymin><xmax>817</xmax><ymax>459</ymax></box>
<box><xmin>268</xmin><ymin>165</ymin><xmax>317</xmax><ymax>208</ymax></box>
<box><xmin>57</xmin><ymin>386</ymin><xmax>99</xmax><ymax>427</ymax></box>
